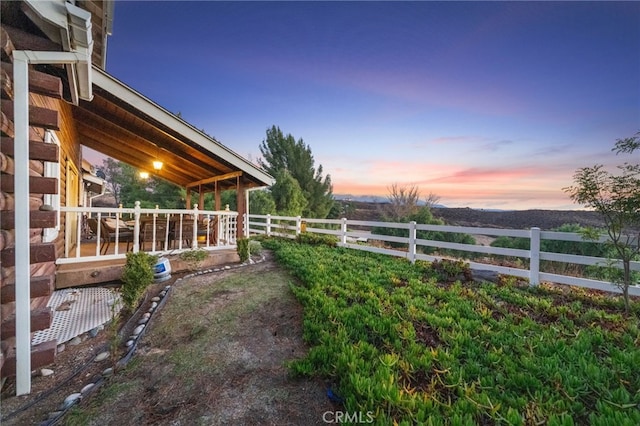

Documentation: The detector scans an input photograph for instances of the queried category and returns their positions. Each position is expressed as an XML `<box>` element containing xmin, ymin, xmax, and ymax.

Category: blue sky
<box><xmin>86</xmin><ymin>1</ymin><xmax>640</xmax><ymax>210</ymax></box>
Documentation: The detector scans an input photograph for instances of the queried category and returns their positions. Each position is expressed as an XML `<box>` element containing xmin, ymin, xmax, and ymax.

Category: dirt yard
<box><xmin>1</xmin><ymin>252</ymin><xmax>336</xmax><ymax>425</ymax></box>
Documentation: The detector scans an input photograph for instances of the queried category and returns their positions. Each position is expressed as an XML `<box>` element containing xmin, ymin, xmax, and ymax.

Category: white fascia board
<box><xmin>23</xmin><ymin>0</ymin><xmax>68</xmax><ymax>43</ymax></box>
<box><xmin>92</xmin><ymin>67</ymin><xmax>275</xmax><ymax>186</ymax></box>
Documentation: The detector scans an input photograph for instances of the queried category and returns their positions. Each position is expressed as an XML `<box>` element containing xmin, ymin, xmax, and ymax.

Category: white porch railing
<box><xmin>58</xmin><ymin>202</ymin><xmax>238</xmax><ymax>264</ymax></box>
<box><xmin>246</xmin><ymin>214</ymin><xmax>640</xmax><ymax>297</ymax></box>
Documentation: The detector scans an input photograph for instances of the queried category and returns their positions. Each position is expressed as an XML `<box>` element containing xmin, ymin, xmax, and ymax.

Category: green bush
<box><xmin>179</xmin><ymin>248</ymin><xmax>208</xmax><ymax>271</ymax></box>
<box><xmin>248</xmin><ymin>239</ymin><xmax>262</xmax><ymax>256</ymax></box>
<box><xmin>121</xmin><ymin>251</ymin><xmax>157</xmax><ymax>311</ymax></box>
<box><xmin>295</xmin><ymin>232</ymin><xmax>338</xmax><ymax>247</ymax></box>
<box><xmin>237</xmin><ymin>238</ymin><xmax>250</xmax><ymax>263</ymax></box>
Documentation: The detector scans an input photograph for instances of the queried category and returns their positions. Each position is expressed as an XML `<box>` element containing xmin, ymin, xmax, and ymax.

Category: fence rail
<box><xmin>246</xmin><ymin>214</ymin><xmax>640</xmax><ymax>297</ymax></box>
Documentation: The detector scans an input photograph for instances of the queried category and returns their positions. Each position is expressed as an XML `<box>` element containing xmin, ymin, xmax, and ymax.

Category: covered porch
<box><xmin>57</xmin><ymin>67</ymin><xmax>274</xmax><ymax>287</ymax></box>
<box><xmin>56</xmin><ymin>203</ymin><xmax>241</xmax><ymax>287</ymax></box>
<box><xmin>72</xmin><ymin>66</ymin><xmax>274</xmax><ymax>249</ymax></box>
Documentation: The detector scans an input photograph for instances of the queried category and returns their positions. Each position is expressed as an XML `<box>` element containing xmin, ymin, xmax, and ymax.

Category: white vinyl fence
<box><xmin>245</xmin><ymin>214</ymin><xmax>640</xmax><ymax>297</ymax></box>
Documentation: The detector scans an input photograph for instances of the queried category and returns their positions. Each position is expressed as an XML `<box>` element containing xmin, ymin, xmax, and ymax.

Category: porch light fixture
<box><xmin>152</xmin><ymin>160</ymin><xmax>163</xmax><ymax>170</ymax></box>
<box><xmin>139</xmin><ymin>171</ymin><xmax>150</xmax><ymax>179</ymax></box>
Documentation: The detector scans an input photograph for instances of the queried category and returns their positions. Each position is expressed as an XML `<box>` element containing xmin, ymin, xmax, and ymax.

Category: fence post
<box><xmin>296</xmin><ymin>216</ymin><xmax>302</xmax><ymax>236</ymax></box>
<box><xmin>408</xmin><ymin>221</ymin><xmax>417</xmax><ymax>264</ymax></box>
<box><xmin>266</xmin><ymin>214</ymin><xmax>272</xmax><ymax>237</ymax></box>
<box><xmin>530</xmin><ymin>227</ymin><xmax>540</xmax><ymax>286</ymax></box>
<box><xmin>133</xmin><ymin>201</ymin><xmax>141</xmax><ymax>253</ymax></box>
<box><xmin>341</xmin><ymin>218</ymin><xmax>347</xmax><ymax>244</ymax></box>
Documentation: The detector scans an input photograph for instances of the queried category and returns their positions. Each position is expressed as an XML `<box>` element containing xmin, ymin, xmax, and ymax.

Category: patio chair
<box><xmin>176</xmin><ymin>217</ymin><xmax>217</xmax><ymax>247</ymax></box>
<box><xmin>140</xmin><ymin>220</ymin><xmax>173</xmax><ymax>251</ymax></box>
<box><xmin>87</xmin><ymin>217</ymin><xmax>134</xmax><ymax>255</ymax></box>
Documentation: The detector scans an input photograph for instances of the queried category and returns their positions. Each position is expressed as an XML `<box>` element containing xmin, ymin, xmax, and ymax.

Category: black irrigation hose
<box><xmin>1</xmin><ymin>292</ymin><xmax>152</xmax><ymax>423</ymax></box>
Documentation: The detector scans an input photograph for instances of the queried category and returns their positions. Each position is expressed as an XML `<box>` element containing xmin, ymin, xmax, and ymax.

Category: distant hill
<box><xmin>338</xmin><ymin>200</ymin><xmax>606</xmax><ymax>231</ymax></box>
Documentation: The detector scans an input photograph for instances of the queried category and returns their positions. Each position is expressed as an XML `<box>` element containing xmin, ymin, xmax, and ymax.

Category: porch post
<box><xmin>235</xmin><ymin>177</ymin><xmax>246</xmax><ymax>237</ymax></box>
<box><xmin>214</xmin><ymin>181</ymin><xmax>221</xmax><ymax>210</ymax></box>
<box><xmin>185</xmin><ymin>188</ymin><xmax>191</xmax><ymax>209</ymax></box>
<box><xmin>198</xmin><ymin>186</ymin><xmax>205</xmax><ymax>213</ymax></box>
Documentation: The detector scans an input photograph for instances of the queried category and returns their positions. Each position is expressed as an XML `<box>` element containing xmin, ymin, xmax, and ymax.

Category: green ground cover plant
<box><xmin>263</xmin><ymin>238</ymin><xmax>640</xmax><ymax>425</ymax></box>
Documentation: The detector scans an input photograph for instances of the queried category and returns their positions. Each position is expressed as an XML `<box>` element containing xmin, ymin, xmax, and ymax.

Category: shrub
<box><xmin>121</xmin><ymin>251</ymin><xmax>157</xmax><ymax>311</ymax></box>
<box><xmin>248</xmin><ymin>239</ymin><xmax>262</xmax><ymax>256</ymax></box>
<box><xmin>179</xmin><ymin>248</ymin><xmax>208</xmax><ymax>271</ymax></box>
<box><xmin>296</xmin><ymin>232</ymin><xmax>338</xmax><ymax>247</ymax></box>
<box><xmin>237</xmin><ymin>238</ymin><xmax>250</xmax><ymax>263</ymax></box>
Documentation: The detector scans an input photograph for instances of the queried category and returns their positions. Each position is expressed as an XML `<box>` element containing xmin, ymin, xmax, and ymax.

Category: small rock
<box><xmin>133</xmin><ymin>324</ymin><xmax>145</xmax><ymax>336</ymax></box>
<box><xmin>89</xmin><ymin>327</ymin><xmax>100</xmax><ymax>338</ymax></box>
<box><xmin>159</xmin><ymin>291</ymin><xmax>167</xmax><ymax>297</ymax></box>
<box><xmin>62</xmin><ymin>393</ymin><xmax>82</xmax><ymax>409</ymax></box>
<box><xmin>138</xmin><ymin>317</ymin><xmax>148</xmax><ymax>325</ymax></box>
<box><xmin>150</xmin><ymin>301</ymin><xmax>158</xmax><ymax>310</ymax></box>
<box><xmin>81</xmin><ymin>383</ymin><xmax>95</xmax><ymax>394</ymax></box>
<box><xmin>151</xmin><ymin>296</ymin><xmax>160</xmax><ymax>302</ymax></box>
<box><xmin>40</xmin><ymin>368</ymin><xmax>54</xmax><ymax>377</ymax></box>
<box><xmin>164</xmin><ymin>285</ymin><xmax>171</xmax><ymax>291</ymax></box>
<box><xmin>102</xmin><ymin>367</ymin><xmax>114</xmax><ymax>377</ymax></box>
<box><xmin>125</xmin><ymin>340</ymin><xmax>134</xmax><ymax>347</ymax></box>
<box><xmin>143</xmin><ymin>312</ymin><xmax>151</xmax><ymax>319</ymax></box>
<box><xmin>224</xmin><ymin>265</ymin><xmax>231</xmax><ymax>270</ymax></box>
<box><xmin>57</xmin><ymin>344</ymin><xmax>66</xmax><ymax>353</ymax></box>
<box><xmin>94</xmin><ymin>351</ymin><xmax>110</xmax><ymax>362</ymax></box>
<box><xmin>68</xmin><ymin>337</ymin><xmax>82</xmax><ymax>346</ymax></box>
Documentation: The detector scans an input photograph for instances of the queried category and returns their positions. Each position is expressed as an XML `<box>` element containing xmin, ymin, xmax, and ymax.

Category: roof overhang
<box><xmin>22</xmin><ymin>0</ymin><xmax>93</xmax><ymax>103</ymax></box>
<box><xmin>75</xmin><ymin>67</ymin><xmax>275</xmax><ymax>191</ymax></box>
<box><xmin>82</xmin><ymin>172</ymin><xmax>105</xmax><ymax>194</ymax></box>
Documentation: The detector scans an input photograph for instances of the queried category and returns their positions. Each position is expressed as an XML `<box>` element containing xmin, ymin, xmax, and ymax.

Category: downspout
<box><xmin>13</xmin><ymin>50</ymin><xmax>92</xmax><ymax>396</ymax></box>
<box><xmin>13</xmin><ymin>0</ymin><xmax>94</xmax><ymax>397</ymax></box>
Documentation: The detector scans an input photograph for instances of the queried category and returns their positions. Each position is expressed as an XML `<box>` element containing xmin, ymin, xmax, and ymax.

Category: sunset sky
<box><xmin>85</xmin><ymin>1</ymin><xmax>640</xmax><ymax>210</ymax></box>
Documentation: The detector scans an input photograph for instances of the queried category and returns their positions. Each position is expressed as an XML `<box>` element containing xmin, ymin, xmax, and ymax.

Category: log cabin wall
<box><xmin>0</xmin><ymin>24</ymin><xmax>64</xmax><ymax>377</ymax></box>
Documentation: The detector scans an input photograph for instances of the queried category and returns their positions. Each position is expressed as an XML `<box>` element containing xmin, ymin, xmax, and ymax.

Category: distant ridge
<box><xmin>334</xmin><ymin>198</ymin><xmax>605</xmax><ymax>231</ymax></box>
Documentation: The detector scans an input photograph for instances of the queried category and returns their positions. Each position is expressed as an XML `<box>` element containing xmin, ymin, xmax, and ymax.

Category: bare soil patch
<box><xmin>1</xmin><ymin>253</ymin><xmax>335</xmax><ymax>425</ymax></box>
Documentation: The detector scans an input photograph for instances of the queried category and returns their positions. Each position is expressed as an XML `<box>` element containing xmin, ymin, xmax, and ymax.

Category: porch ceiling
<box><xmin>74</xmin><ymin>67</ymin><xmax>274</xmax><ymax>191</ymax></box>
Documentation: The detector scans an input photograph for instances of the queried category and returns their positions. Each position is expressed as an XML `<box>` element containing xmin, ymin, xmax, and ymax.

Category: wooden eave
<box><xmin>75</xmin><ymin>67</ymin><xmax>274</xmax><ymax>191</ymax></box>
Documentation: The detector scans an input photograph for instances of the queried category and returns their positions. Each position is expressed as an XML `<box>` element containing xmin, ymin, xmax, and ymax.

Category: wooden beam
<box><xmin>1</xmin><ymin>66</ymin><xmax>12</xmax><ymax>99</ymax></box>
<box><xmin>0</xmin><ymin>307</ymin><xmax>52</xmax><ymax>340</ymax></box>
<box><xmin>1</xmin><ymin>99</ymin><xmax>60</xmax><ymax>130</ymax></box>
<box><xmin>186</xmin><ymin>171</ymin><xmax>243</xmax><ymax>189</ymax></box>
<box><xmin>0</xmin><ymin>175</ymin><xmax>58</xmax><ymax>194</ymax></box>
<box><xmin>2</xmin><ymin>25</ymin><xmax>61</xmax><ymax>53</ymax></box>
<box><xmin>0</xmin><ymin>210</ymin><xmax>56</xmax><ymax>230</ymax></box>
<box><xmin>0</xmin><ymin>110</ymin><xmax>13</xmax><ymax>137</ymax></box>
<box><xmin>0</xmin><ymin>27</ymin><xmax>15</xmax><ymax>63</ymax></box>
<box><xmin>0</xmin><ymin>62</ymin><xmax>63</xmax><ymax>99</ymax></box>
<box><xmin>1</xmin><ymin>339</ymin><xmax>57</xmax><ymax>378</ymax></box>
<box><xmin>0</xmin><ymin>274</ymin><xmax>53</xmax><ymax>304</ymax></box>
<box><xmin>0</xmin><ymin>136</ymin><xmax>59</xmax><ymax>162</ymax></box>
<box><xmin>1</xmin><ymin>242</ymin><xmax>56</xmax><ymax>267</ymax></box>
<box><xmin>76</xmin><ymin>99</ymin><xmax>229</xmax><ymax>174</ymax></box>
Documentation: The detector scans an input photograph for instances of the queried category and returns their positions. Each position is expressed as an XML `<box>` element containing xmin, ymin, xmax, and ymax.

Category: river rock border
<box><xmin>39</xmin><ymin>254</ymin><xmax>266</xmax><ymax>425</ymax></box>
